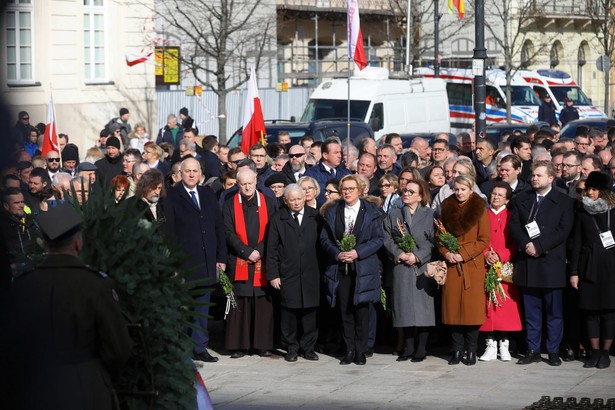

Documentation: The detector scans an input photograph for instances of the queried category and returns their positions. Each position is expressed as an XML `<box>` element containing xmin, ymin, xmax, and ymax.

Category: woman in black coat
<box><xmin>266</xmin><ymin>184</ymin><xmax>322</xmax><ymax>362</ymax></box>
<box><xmin>570</xmin><ymin>171</ymin><xmax>615</xmax><ymax>369</ymax></box>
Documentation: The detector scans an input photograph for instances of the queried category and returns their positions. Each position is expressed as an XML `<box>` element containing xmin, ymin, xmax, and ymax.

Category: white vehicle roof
<box><xmin>310</xmin><ymin>76</ymin><xmax>447</xmax><ymax>101</ymax></box>
<box><xmin>415</xmin><ymin>67</ymin><xmax>529</xmax><ymax>86</ymax></box>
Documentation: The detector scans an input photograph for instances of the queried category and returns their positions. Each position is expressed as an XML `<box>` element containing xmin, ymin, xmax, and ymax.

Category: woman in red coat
<box><xmin>479</xmin><ymin>181</ymin><xmax>523</xmax><ymax>361</ymax></box>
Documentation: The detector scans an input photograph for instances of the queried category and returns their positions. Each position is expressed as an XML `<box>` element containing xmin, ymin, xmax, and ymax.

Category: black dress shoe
<box><xmin>365</xmin><ymin>348</ymin><xmax>374</xmax><ymax>358</ymax></box>
<box><xmin>561</xmin><ymin>348</ymin><xmax>575</xmax><ymax>362</ymax></box>
<box><xmin>285</xmin><ymin>351</ymin><xmax>298</xmax><ymax>362</ymax></box>
<box><xmin>302</xmin><ymin>351</ymin><xmax>319</xmax><ymax>361</ymax></box>
<box><xmin>547</xmin><ymin>353</ymin><xmax>562</xmax><ymax>366</ymax></box>
<box><xmin>392</xmin><ymin>350</ymin><xmax>403</xmax><ymax>356</ymax></box>
<box><xmin>396</xmin><ymin>355</ymin><xmax>411</xmax><ymax>362</ymax></box>
<box><xmin>411</xmin><ymin>355</ymin><xmax>426</xmax><ymax>362</ymax></box>
<box><xmin>448</xmin><ymin>351</ymin><xmax>462</xmax><ymax>365</ymax></box>
<box><xmin>230</xmin><ymin>350</ymin><xmax>245</xmax><ymax>359</ymax></box>
<box><xmin>340</xmin><ymin>351</ymin><xmax>355</xmax><ymax>365</ymax></box>
<box><xmin>596</xmin><ymin>350</ymin><xmax>611</xmax><ymax>369</ymax></box>
<box><xmin>354</xmin><ymin>351</ymin><xmax>367</xmax><ymax>365</ymax></box>
<box><xmin>256</xmin><ymin>349</ymin><xmax>272</xmax><ymax>357</ymax></box>
<box><xmin>194</xmin><ymin>350</ymin><xmax>219</xmax><ymax>363</ymax></box>
<box><xmin>583</xmin><ymin>349</ymin><xmax>600</xmax><ymax>368</ymax></box>
<box><xmin>464</xmin><ymin>352</ymin><xmax>477</xmax><ymax>366</ymax></box>
<box><xmin>517</xmin><ymin>350</ymin><xmax>542</xmax><ymax>365</ymax></box>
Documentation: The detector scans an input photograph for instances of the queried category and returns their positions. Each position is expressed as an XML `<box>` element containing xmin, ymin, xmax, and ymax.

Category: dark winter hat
<box><xmin>119</xmin><ymin>107</ymin><xmax>129</xmax><ymax>116</ymax></box>
<box><xmin>106</xmin><ymin>136</ymin><xmax>121</xmax><ymax>150</ymax></box>
<box><xmin>265</xmin><ymin>173</ymin><xmax>289</xmax><ymax>187</ymax></box>
<box><xmin>36</xmin><ymin>202</ymin><xmax>83</xmax><ymax>242</ymax></box>
<box><xmin>62</xmin><ymin>146</ymin><xmax>79</xmax><ymax>162</ymax></box>
<box><xmin>585</xmin><ymin>171</ymin><xmax>611</xmax><ymax>192</ymax></box>
<box><xmin>100</xmin><ymin>128</ymin><xmax>111</xmax><ymax>137</ymax></box>
<box><xmin>109</xmin><ymin>123</ymin><xmax>122</xmax><ymax>133</ymax></box>
<box><xmin>180</xmin><ymin>107</ymin><xmax>189</xmax><ymax>116</ymax></box>
<box><xmin>77</xmin><ymin>162</ymin><xmax>98</xmax><ymax>172</ymax></box>
<box><xmin>18</xmin><ymin>111</ymin><xmax>29</xmax><ymax>120</ymax></box>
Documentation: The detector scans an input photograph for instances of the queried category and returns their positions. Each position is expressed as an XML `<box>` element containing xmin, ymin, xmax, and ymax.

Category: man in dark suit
<box><xmin>223</xmin><ymin>168</ymin><xmax>278</xmax><ymax>358</ymax></box>
<box><xmin>166</xmin><ymin>157</ymin><xmax>227</xmax><ymax>363</ymax></box>
<box><xmin>509</xmin><ymin>160</ymin><xmax>575</xmax><ymax>366</ymax></box>
<box><xmin>266</xmin><ymin>184</ymin><xmax>321</xmax><ymax>362</ymax></box>
<box><xmin>480</xmin><ymin>154</ymin><xmax>527</xmax><ymax>198</ymax></box>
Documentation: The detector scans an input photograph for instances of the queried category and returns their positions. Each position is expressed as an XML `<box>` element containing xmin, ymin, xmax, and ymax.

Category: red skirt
<box><xmin>479</xmin><ymin>282</ymin><xmax>523</xmax><ymax>332</ymax></box>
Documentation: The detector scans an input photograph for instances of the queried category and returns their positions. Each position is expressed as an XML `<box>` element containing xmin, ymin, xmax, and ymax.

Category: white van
<box><xmin>518</xmin><ymin>69</ymin><xmax>606</xmax><ymax>120</ymax></box>
<box><xmin>416</xmin><ymin>67</ymin><xmax>542</xmax><ymax>134</ymax></box>
<box><xmin>300</xmin><ymin>68</ymin><xmax>450</xmax><ymax>141</ymax></box>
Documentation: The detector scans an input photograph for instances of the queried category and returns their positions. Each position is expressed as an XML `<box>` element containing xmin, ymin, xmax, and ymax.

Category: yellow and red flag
<box><xmin>448</xmin><ymin>0</ymin><xmax>465</xmax><ymax>19</ymax></box>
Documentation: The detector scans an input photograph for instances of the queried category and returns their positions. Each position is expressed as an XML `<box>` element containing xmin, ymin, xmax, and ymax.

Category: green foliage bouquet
<box><xmin>337</xmin><ymin>220</ymin><xmax>356</xmax><ymax>275</ymax></box>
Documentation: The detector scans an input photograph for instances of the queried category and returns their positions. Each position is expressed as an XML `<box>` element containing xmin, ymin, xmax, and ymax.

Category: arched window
<box><xmin>577</xmin><ymin>42</ymin><xmax>588</xmax><ymax>88</ymax></box>
<box><xmin>521</xmin><ymin>40</ymin><xmax>534</xmax><ymax>68</ymax></box>
<box><xmin>550</xmin><ymin>41</ymin><xmax>563</xmax><ymax>68</ymax></box>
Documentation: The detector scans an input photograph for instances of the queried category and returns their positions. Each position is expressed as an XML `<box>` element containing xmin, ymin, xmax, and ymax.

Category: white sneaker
<box><xmin>499</xmin><ymin>339</ymin><xmax>512</xmax><ymax>361</ymax></box>
<box><xmin>480</xmin><ymin>339</ymin><xmax>497</xmax><ymax>361</ymax></box>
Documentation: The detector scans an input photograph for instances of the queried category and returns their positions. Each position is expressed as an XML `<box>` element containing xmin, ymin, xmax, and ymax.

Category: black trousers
<box><xmin>281</xmin><ymin>306</ymin><xmax>318</xmax><ymax>354</ymax></box>
<box><xmin>225</xmin><ymin>295</ymin><xmax>273</xmax><ymax>351</ymax></box>
<box><xmin>451</xmin><ymin>325</ymin><xmax>480</xmax><ymax>352</ymax></box>
<box><xmin>337</xmin><ymin>273</ymin><xmax>369</xmax><ymax>354</ymax></box>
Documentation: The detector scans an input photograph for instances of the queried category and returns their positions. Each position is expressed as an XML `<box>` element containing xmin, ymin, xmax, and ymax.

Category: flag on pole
<box><xmin>347</xmin><ymin>0</ymin><xmax>367</xmax><ymax>71</ymax></box>
<box><xmin>241</xmin><ymin>66</ymin><xmax>266</xmax><ymax>155</ymax></box>
<box><xmin>448</xmin><ymin>0</ymin><xmax>465</xmax><ymax>19</ymax></box>
<box><xmin>41</xmin><ymin>94</ymin><xmax>58</xmax><ymax>157</ymax></box>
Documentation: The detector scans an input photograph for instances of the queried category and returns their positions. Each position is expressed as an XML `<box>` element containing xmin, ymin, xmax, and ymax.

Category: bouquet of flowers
<box><xmin>485</xmin><ymin>261</ymin><xmax>509</xmax><ymax>308</ymax></box>
<box><xmin>395</xmin><ymin>218</ymin><xmax>415</xmax><ymax>253</ymax></box>
<box><xmin>337</xmin><ymin>220</ymin><xmax>357</xmax><ymax>275</ymax></box>
<box><xmin>500</xmin><ymin>261</ymin><xmax>514</xmax><ymax>283</ymax></box>
<box><xmin>218</xmin><ymin>268</ymin><xmax>237</xmax><ymax>318</ymax></box>
<box><xmin>434</xmin><ymin>219</ymin><xmax>459</xmax><ymax>253</ymax></box>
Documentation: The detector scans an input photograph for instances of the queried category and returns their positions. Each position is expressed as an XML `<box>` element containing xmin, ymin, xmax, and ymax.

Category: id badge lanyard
<box><xmin>525</xmin><ymin>198</ymin><xmax>543</xmax><ymax>239</ymax></box>
<box><xmin>593</xmin><ymin>211</ymin><xmax>615</xmax><ymax>249</ymax></box>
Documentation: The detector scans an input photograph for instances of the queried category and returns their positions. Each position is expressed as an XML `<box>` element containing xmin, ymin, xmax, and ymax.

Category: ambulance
<box><xmin>301</xmin><ymin>67</ymin><xmax>451</xmax><ymax>141</ymax></box>
<box><xmin>415</xmin><ymin>67</ymin><xmax>541</xmax><ymax>134</ymax></box>
<box><xmin>518</xmin><ymin>69</ymin><xmax>606</xmax><ymax>120</ymax></box>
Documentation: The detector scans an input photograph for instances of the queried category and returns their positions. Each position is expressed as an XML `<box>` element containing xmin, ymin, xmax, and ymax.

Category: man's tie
<box><xmin>190</xmin><ymin>191</ymin><xmax>200</xmax><ymax>210</ymax></box>
<box><xmin>537</xmin><ymin>194</ymin><xmax>544</xmax><ymax>204</ymax></box>
<box><xmin>293</xmin><ymin>211</ymin><xmax>300</xmax><ymax>226</ymax></box>
<box><xmin>330</xmin><ymin>168</ymin><xmax>336</xmax><ymax>178</ymax></box>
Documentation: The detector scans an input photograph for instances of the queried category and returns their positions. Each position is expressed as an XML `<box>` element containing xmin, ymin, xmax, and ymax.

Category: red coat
<box><xmin>479</xmin><ymin>206</ymin><xmax>523</xmax><ymax>332</ymax></box>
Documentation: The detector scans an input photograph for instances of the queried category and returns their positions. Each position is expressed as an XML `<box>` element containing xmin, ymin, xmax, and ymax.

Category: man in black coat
<box><xmin>559</xmin><ymin>98</ymin><xmax>579</xmax><ymax>127</ymax></box>
<box><xmin>538</xmin><ymin>95</ymin><xmax>557</xmax><ymax>125</ymax></box>
<box><xmin>509</xmin><ymin>161</ymin><xmax>575</xmax><ymax>366</ymax></box>
<box><xmin>266</xmin><ymin>184</ymin><xmax>321</xmax><ymax>362</ymax></box>
<box><xmin>223</xmin><ymin>168</ymin><xmax>278</xmax><ymax>358</ymax></box>
<box><xmin>10</xmin><ymin>203</ymin><xmax>132</xmax><ymax>410</ymax></box>
<box><xmin>166</xmin><ymin>157</ymin><xmax>227</xmax><ymax>363</ymax></box>
<box><xmin>95</xmin><ymin>136</ymin><xmax>124</xmax><ymax>187</ymax></box>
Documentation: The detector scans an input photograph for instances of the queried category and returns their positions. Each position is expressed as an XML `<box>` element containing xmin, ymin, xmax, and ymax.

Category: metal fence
<box><xmin>156</xmin><ymin>87</ymin><xmax>312</xmax><ymax>139</ymax></box>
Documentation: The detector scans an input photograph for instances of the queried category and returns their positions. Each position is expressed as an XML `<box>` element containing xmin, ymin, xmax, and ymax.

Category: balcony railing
<box><xmin>277</xmin><ymin>0</ymin><xmax>399</xmax><ymax>13</ymax></box>
<box><xmin>528</xmin><ymin>1</ymin><xmax>605</xmax><ymax>17</ymax></box>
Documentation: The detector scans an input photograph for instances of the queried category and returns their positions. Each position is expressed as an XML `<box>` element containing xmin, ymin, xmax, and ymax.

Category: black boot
<box><xmin>464</xmin><ymin>351</ymin><xmax>477</xmax><ymax>366</ymax></box>
<box><xmin>583</xmin><ymin>349</ymin><xmax>600</xmax><ymax>368</ymax></box>
<box><xmin>596</xmin><ymin>350</ymin><xmax>611</xmax><ymax>369</ymax></box>
<box><xmin>448</xmin><ymin>351</ymin><xmax>462</xmax><ymax>365</ymax></box>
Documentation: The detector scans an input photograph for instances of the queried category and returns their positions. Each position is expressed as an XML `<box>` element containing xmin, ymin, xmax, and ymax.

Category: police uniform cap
<box><xmin>77</xmin><ymin>162</ymin><xmax>98</xmax><ymax>172</ymax></box>
<box><xmin>36</xmin><ymin>202</ymin><xmax>83</xmax><ymax>242</ymax></box>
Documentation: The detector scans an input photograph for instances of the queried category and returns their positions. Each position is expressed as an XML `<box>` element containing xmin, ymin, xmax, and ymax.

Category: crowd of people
<box><xmin>3</xmin><ymin>107</ymin><xmax>615</xmax><ymax>373</ymax></box>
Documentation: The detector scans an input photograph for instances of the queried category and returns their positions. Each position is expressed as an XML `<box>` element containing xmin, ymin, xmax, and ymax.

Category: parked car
<box><xmin>227</xmin><ymin>119</ymin><xmax>374</xmax><ymax>148</ymax></box>
<box><xmin>485</xmin><ymin>121</ymin><xmax>549</xmax><ymax>141</ymax></box>
<box><xmin>559</xmin><ymin>118</ymin><xmax>615</xmax><ymax>139</ymax></box>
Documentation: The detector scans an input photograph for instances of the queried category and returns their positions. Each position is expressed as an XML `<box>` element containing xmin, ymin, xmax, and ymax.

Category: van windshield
<box><xmin>301</xmin><ymin>99</ymin><xmax>371</xmax><ymax>122</ymax></box>
<box><xmin>549</xmin><ymin>86</ymin><xmax>592</xmax><ymax>106</ymax></box>
<box><xmin>501</xmin><ymin>86</ymin><xmax>541</xmax><ymax>106</ymax></box>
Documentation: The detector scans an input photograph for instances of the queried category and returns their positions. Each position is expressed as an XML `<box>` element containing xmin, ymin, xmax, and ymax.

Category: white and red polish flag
<box><xmin>125</xmin><ymin>51</ymin><xmax>155</xmax><ymax>67</ymax></box>
<box><xmin>347</xmin><ymin>0</ymin><xmax>367</xmax><ymax>70</ymax></box>
<box><xmin>41</xmin><ymin>94</ymin><xmax>59</xmax><ymax>157</ymax></box>
<box><xmin>241</xmin><ymin>66</ymin><xmax>266</xmax><ymax>155</ymax></box>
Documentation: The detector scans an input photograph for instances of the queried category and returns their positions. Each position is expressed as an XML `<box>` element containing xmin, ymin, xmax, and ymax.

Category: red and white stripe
<box><xmin>347</xmin><ymin>0</ymin><xmax>367</xmax><ymax>70</ymax></box>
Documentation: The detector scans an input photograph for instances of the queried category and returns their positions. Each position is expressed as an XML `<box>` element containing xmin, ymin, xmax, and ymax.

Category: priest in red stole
<box><xmin>223</xmin><ymin>167</ymin><xmax>278</xmax><ymax>358</ymax></box>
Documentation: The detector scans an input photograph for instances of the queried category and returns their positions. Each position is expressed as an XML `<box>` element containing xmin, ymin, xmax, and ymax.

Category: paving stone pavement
<box><xmin>197</xmin><ymin>324</ymin><xmax>615</xmax><ymax>410</ymax></box>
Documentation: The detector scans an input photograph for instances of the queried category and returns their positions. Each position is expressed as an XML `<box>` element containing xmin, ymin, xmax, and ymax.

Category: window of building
<box><xmin>83</xmin><ymin>0</ymin><xmax>107</xmax><ymax>83</ymax></box>
<box><xmin>6</xmin><ymin>0</ymin><xmax>34</xmax><ymax>84</ymax></box>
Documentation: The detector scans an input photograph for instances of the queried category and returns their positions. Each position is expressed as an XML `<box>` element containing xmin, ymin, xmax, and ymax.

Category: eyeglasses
<box><xmin>553</xmin><ymin>163</ymin><xmax>563</xmax><ymax>169</ymax></box>
<box><xmin>230</xmin><ymin>159</ymin><xmax>244</xmax><ymax>164</ymax></box>
<box><xmin>562</xmin><ymin>163</ymin><xmax>579</xmax><ymax>169</ymax></box>
<box><xmin>379</xmin><ymin>183</ymin><xmax>392</xmax><ymax>189</ymax></box>
<box><xmin>47</xmin><ymin>158</ymin><xmax>60</xmax><ymax>162</ymax></box>
<box><xmin>325</xmin><ymin>189</ymin><xmax>339</xmax><ymax>195</ymax></box>
<box><xmin>432</xmin><ymin>148</ymin><xmax>446</xmax><ymax>153</ymax></box>
<box><xmin>575</xmin><ymin>187</ymin><xmax>585</xmax><ymax>194</ymax></box>
<box><xmin>402</xmin><ymin>189</ymin><xmax>417</xmax><ymax>195</ymax></box>
<box><xmin>341</xmin><ymin>187</ymin><xmax>357</xmax><ymax>192</ymax></box>
<box><xmin>289</xmin><ymin>153</ymin><xmax>305</xmax><ymax>159</ymax></box>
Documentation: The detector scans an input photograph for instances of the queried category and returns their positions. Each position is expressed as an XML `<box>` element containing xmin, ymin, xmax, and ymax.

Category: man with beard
<box><xmin>45</xmin><ymin>150</ymin><xmax>62</xmax><ymax>181</ymax></box>
<box><xmin>374</xmin><ymin>144</ymin><xmax>401</xmax><ymax>179</ymax></box>
<box><xmin>473</xmin><ymin>137</ymin><xmax>497</xmax><ymax>186</ymax></box>
<box><xmin>126</xmin><ymin>169</ymin><xmax>171</xmax><ymax>235</ymax></box>
<box><xmin>95</xmin><ymin>136</ymin><xmax>124</xmax><ymax>186</ymax></box>
<box><xmin>280</xmin><ymin>144</ymin><xmax>308</xmax><ymax>183</ymax></box>
<box><xmin>561</xmin><ymin>151</ymin><xmax>583</xmax><ymax>198</ymax></box>
<box><xmin>25</xmin><ymin>167</ymin><xmax>51</xmax><ymax>212</ymax></box>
